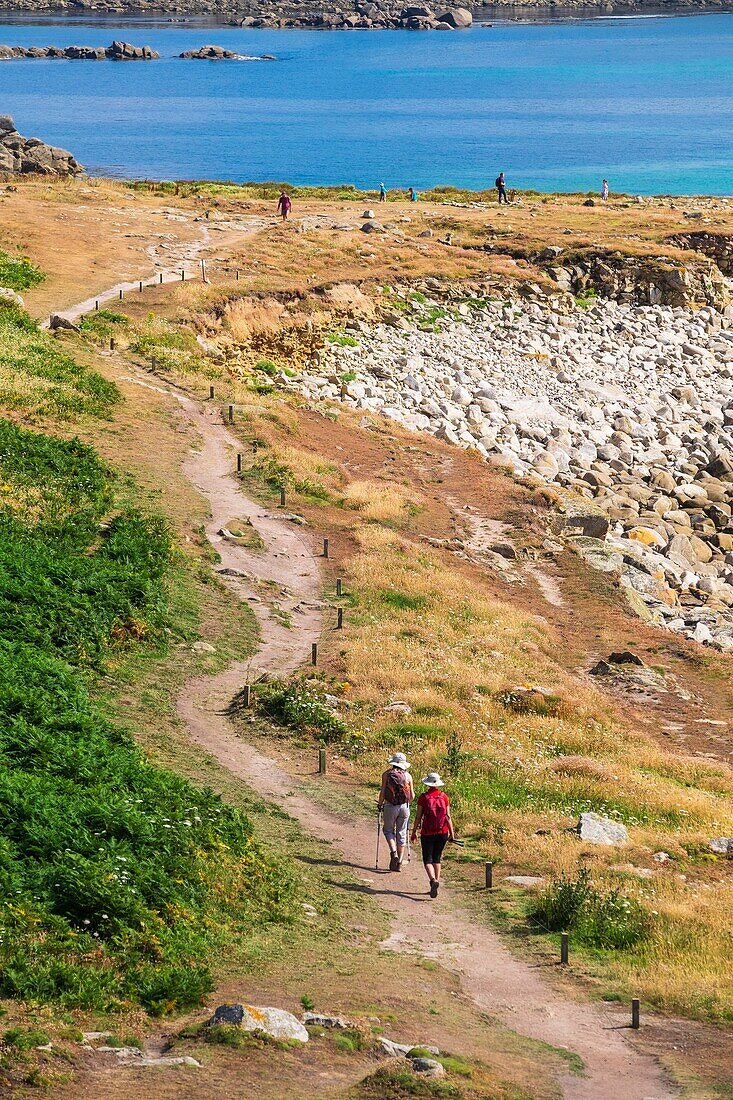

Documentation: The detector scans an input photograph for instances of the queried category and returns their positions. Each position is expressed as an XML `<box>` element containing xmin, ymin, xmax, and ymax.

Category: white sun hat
<box><xmin>421</xmin><ymin>772</ymin><xmax>445</xmax><ymax>787</ymax></box>
<box><xmin>387</xmin><ymin>752</ymin><xmax>411</xmax><ymax>770</ymax></box>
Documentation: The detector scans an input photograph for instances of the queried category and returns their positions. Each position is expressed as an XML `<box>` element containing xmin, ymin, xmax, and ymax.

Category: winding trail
<box><xmin>56</xmin><ymin>263</ymin><xmax>679</xmax><ymax>1098</ymax></box>
<box><xmin>124</xmin><ymin>364</ymin><xmax>677</xmax><ymax>1100</ymax></box>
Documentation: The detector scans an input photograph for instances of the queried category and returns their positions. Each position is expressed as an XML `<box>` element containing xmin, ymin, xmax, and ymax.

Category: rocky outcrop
<box><xmin>667</xmin><ymin>231</ymin><xmax>733</xmax><ymax>277</ymax></box>
<box><xmin>179</xmin><ymin>44</ymin><xmax>276</xmax><ymax>58</ymax></box>
<box><xmin>475</xmin><ymin>241</ymin><xmax>730</xmax><ymax>311</ymax></box>
<box><xmin>0</xmin><ymin>41</ymin><xmax>159</xmax><ymax>59</ymax></box>
<box><xmin>0</xmin><ymin>115</ymin><xmax>81</xmax><ymax>176</ymax></box>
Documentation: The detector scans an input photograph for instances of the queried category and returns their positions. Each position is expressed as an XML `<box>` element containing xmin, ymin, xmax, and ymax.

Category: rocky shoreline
<box><xmin>0</xmin><ymin>0</ymin><xmax>729</xmax><ymax>22</ymax></box>
<box><xmin>0</xmin><ymin>114</ymin><xmax>81</xmax><ymax>175</ymax></box>
<box><xmin>280</xmin><ymin>270</ymin><xmax>733</xmax><ymax>651</ymax></box>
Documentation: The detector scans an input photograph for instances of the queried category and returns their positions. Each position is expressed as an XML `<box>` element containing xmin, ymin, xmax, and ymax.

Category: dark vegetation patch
<box><xmin>0</xmin><ymin>423</ymin><xmax>293</xmax><ymax>1015</ymax></box>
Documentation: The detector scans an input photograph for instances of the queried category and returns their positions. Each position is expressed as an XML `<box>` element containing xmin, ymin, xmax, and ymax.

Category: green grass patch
<box><xmin>378</xmin><ymin>591</ymin><xmax>429</xmax><ymax>612</ymax></box>
<box><xmin>0</xmin><ymin>250</ymin><xmax>44</xmax><ymax>292</ymax></box>
<box><xmin>0</xmin><ymin>301</ymin><xmax>119</xmax><ymax>420</ymax></box>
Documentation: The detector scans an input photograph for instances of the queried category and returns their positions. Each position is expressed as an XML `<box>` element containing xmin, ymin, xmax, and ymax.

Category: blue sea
<box><xmin>0</xmin><ymin>12</ymin><xmax>732</xmax><ymax>193</ymax></box>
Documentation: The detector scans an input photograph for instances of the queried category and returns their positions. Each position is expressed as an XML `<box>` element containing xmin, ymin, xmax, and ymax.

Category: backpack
<box><xmin>421</xmin><ymin>790</ymin><xmax>449</xmax><ymax>833</ymax></box>
<box><xmin>495</xmin><ymin>176</ymin><xmax>503</xmax><ymax>188</ymax></box>
<box><xmin>384</xmin><ymin>768</ymin><xmax>409</xmax><ymax>806</ymax></box>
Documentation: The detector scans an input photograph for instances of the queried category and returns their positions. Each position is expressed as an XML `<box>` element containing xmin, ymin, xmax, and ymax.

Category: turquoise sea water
<box><xmin>0</xmin><ymin>13</ymin><xmax>732</xmax><ymax>193</ymax></box>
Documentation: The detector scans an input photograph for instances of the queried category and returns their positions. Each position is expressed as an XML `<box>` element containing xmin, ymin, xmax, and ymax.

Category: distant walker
<box><xmin>277</xmin><ymin>190</ymin><xmax>292</xmax><ymax>221</ymax></box>
<box><xmin>496</xmin><ymin>172</ymin><xmax>508</xmax><ymax>204</ymax></box>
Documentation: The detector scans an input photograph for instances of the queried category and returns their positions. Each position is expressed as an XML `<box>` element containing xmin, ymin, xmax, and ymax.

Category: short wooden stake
<box><xmin>139</xmin><ymin>280</ymin><xmax>143</xmax><ymax>293</ymax></box>
<box><xmin>151</xmin><ymin>355</ymin><xmax>157</xmax><ymax>370</ymax></box>
<box><xmin>631</xmin><ymin>999</ymin><xmax>640</xmax><ymax>1030</ymax></box>
<box><xmin>209</xmin><ymin>385</ymin><xmax>215</xmax><ymax>399</ymax></box>
<box><xmin>337</xmin><ymin>607</ymin><xmax>343</xmax><ymax>630</ymax></box>
<box><xmin>243</xmin><ymin>684</ymin><xmax>251</xmax><ymax>707</ymax></box>
<box><xmin>311</xmin><ymin>642</ymin><xmax>318</xmax><ymax>666</ymax></box>
<box><xmin>110</xmin><ymin>337</ymin><xmax>115</xmax><ymax>351</ymax></box>
<box><xmin>485</xmin><ymin>861</ymin><xmax>493</xmax><ymax>889</ymax></box>
<box><xmin>200</xmin><ymin>258</ymin><xmax>207</xmax><ymax>282</ymax></box>
<box><xmin>95</xmin><ymin>299</ymin><xmax>99</xmax><ymax>310</ymax></box>
<box><xmin>159</xmin><ymin>272</ymin><xmax>163</xmax><ymax>284</ymax></box>
<box><xmin>119</xmin><ymin>288</ymin><xmax>123</xmax><ymax>300</ymax></box>
<box><xmin>560</xmin><ymin>932</ymin><xmax>569</xmax><ymax>966</ymax></box>
<box><xmin>228</xmin><ymin>404</ymin><xmax>234</xmax><ymax>422</ymax></box>
<box><xmin>279</xmin><ymin>486</ymin><xmax>286</xmax><ymax>507</ymax></box>
<box><xmin>252</xmin><ymin>440</ymin><xmax>258</xmax><ymax>454</ymax></box>
<box><xmin>181</xmin><ymin>269</ymin><xmax>185</xmax><ymax>282</ymax></box>
<box><xmin>318</xmin><ymin>747</ymin><xmax>326</xmax><ymax>774</ymax></box>
<box><xmin>336</xmin><ymin>578</ymin><xmax>342</xmax><ymax>597</ymax></box>
<box><xmin>236</xmin><ymin>269</ymin><xmax>239</xmax><ymax>281</ymax></box>
<box><xmin>80</xmin><ymin>314</ymin><xmax>84</xmax><ymax>324</ymax></box>
<box><xmin>323</xmin><ymin>537</ymin><xmax>329</xmax><ymax>559</ymax></box>
<box><xmin>237</xmin><ymin>452</ymin><xmax>242</xmax><ymax>473</ymax></box>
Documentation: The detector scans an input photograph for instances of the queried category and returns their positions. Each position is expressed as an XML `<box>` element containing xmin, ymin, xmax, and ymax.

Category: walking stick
<box><xmin>375</xmin><ymin>808</ymin><xmax>381</xmax><ymax>871</ymax></box>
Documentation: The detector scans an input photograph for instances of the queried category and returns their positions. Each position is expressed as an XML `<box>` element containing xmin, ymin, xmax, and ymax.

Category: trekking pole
<box><xmin>375</xmin><ymin>808</ymin><xmax>381</xmax><ymax>871</ymax></box>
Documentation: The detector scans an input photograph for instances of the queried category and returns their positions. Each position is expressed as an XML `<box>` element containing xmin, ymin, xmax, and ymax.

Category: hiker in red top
<box><xmin>377</xmin><ymin>752</ymin><xmax>414</xmax><ymax>872</ymax></box>
<box><xmin>411</xmin><ymin>771</ymin><xmax>455</xmax><ymax>898</ymax></box>
<box><xmin>277</xmin><ymin>190</ymin><xmax>292</xmax><ymax>221</ymax></box>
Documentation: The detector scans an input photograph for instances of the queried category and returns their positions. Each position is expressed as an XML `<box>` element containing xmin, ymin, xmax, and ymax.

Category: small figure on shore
<box><xmin>379</xmin><ymin>182</ymin><xmax>387</xmax><ymax>203</ymax></box>
<box><xmin>411</xmin><ymin>771</ymin><xmax>455</xmax><ymax>898</ymax></box>
<box><xmin>277</xmin><ymin>190</ymin><xmax>292</xmax><ymax>221</ymax></box>
<box><xmin>601</xmin><ymin>178</ymin><xmax>609</xmax><ymax>203</ymax></box>
<box><xmin>496</xmin><ymin>172</ymin><xmax>508</xmax><ymax>204</ymax></box>
<box><xmin>377</xmin><ymin>752</ymin><xmax>414</xmax><ymax>871</ymax></box>
<box><xmin>408</xmin><ymin>186</ymin><xmax>418</xmax><ymax>203</ymax></box>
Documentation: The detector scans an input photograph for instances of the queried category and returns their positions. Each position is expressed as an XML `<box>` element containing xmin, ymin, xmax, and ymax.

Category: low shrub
<box><xmin>256</xmin><ymin>680</ymin><xmax>354</xmax><ymax>746</ymax></box>
<box><xmin>532</xmin><ymin>869</ymin><xmax>650</xmax><ymax>950</ymax></box>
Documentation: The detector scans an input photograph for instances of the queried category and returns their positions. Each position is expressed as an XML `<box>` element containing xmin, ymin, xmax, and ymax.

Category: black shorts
<box><xmin>420</xmin><ymin>834</ymin><xmax>449</xmax><ymax>865</ymax></box>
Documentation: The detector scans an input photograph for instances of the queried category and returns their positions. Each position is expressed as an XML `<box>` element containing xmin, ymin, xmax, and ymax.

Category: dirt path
<box><xmin>50</xmin><ymin>258</ymin><xmax>678</xmax><ymax>1099</ymax></box>
<box><xmin>123</xmin><ymin>369</ymin><xmax>675</xmax><ymax>1100</ymax></box>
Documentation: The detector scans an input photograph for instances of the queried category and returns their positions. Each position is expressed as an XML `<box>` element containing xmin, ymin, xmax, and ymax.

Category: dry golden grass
<box><xmin>330</xmin><ymin>521</ymin><xmax>733</xmax><ymax>1019</ymax></box>
<box><xmin>343</xmin><ymin>479</ymin><xmax>416</xmax><ymax>523</ymax></box>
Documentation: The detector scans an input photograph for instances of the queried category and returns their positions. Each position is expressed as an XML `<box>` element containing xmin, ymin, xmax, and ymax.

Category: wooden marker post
<box><xmin>181</xmin><ymin>269</ymin><xmax>185</xmax><ymax>282</ymax></box>
<box><xmin>228</xmin><ymin>404</ymin><xmax>234</xmax><ymax>423</ymax></box>
<box><xmin>279</xmin><ymin>486</ymin><xmax>286</xmax><ymax>507</ymax></box>
<box><xmin>139</xmin><ymin>280</ymin><xmax>143</xmax><ymax>293</ymax></box>
<box><xmin>336</xmin><ymin>578</ymin><xmax>342</xmax><ymax>597</ymax></box>
<box><xmin>237</xmin><ymin>453</ymin><xmax>242</xmax><ymax>473</ymax></box>
<box><xmin>242</xmin><ymin>684</ymin><xmax>251</xmax><ymax>708</ymax></box>
<box><xmin>159</xmin><ymin>272</ymin><xmax>163</xmax><ymax>284</ymax></box>
<box><xmin>119</xmin><ymin>288</ymin><xmax>124</xmax><ymax>300</ymax></box>
<box><xmin>631</xmin><ymin>1000</ymin><xmax>640</xmax><ymax>1029</ymax></box>
<box><xmin>95</xmin><ymin>300</ymin><xmax>99</xmax><ymax>311</ymax></box>
<box><xmin>110</xmin><ymin>337</ymin><xmax>115</xmax><ymax>351</ymax></box>
<box><xmin>209</xmin><ymin>384</ymin><xmax>215</xmax><ymax>399</ymax></box>
<box><xmin>337</xmin><ymin>607</ymin><xmax>344</xmax><ymax>630</ymax></box>
<box><xmin>561</xmin><ymin>933</ymin><xmax>569</xmax><ymax>966</ymax></box>
<box><xmin>323</xmin><ymin>537</ymin><xmax>329</xmax><ymax>559</ymax></box>
<box><xmin>311</xmin><ymin>642</ymin><xmax>318</xmax><ymax>666</ymax></box>
<box><xmin>485</xmin><ymin>861</ymin><xmax>493</xmax><ymax>889</ymax></box>
<box><xmin>318</xmin><ymin>747</ymin><xmax>326</xmax><ymax>774</ymax></box>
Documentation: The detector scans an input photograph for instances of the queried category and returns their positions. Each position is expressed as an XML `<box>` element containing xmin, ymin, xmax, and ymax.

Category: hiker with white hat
<box><xmin>411</xmin><ymin>772</ymin><xmax>455</xmax><ymax>898</ymax></box>
<box><xmin>377</xmin><ymin>752</ymin><xmax>414</xmax><ymax>872</ymax></box>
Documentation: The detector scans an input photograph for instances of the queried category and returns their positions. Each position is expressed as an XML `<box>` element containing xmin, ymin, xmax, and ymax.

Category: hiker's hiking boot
<box><xmin>395</xmin><ymin>858</ymin><xmax>402</xmax><ymax>872</ymax></box>
<box><xmin>389</xmin><ymin>852</ymin><xmax>399</xmax><ymax>872</ymax></box>
<box><xmin>429</xmin><ymin>880</ymin><xmax>439</xmax><ymax>899</ymax></box>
